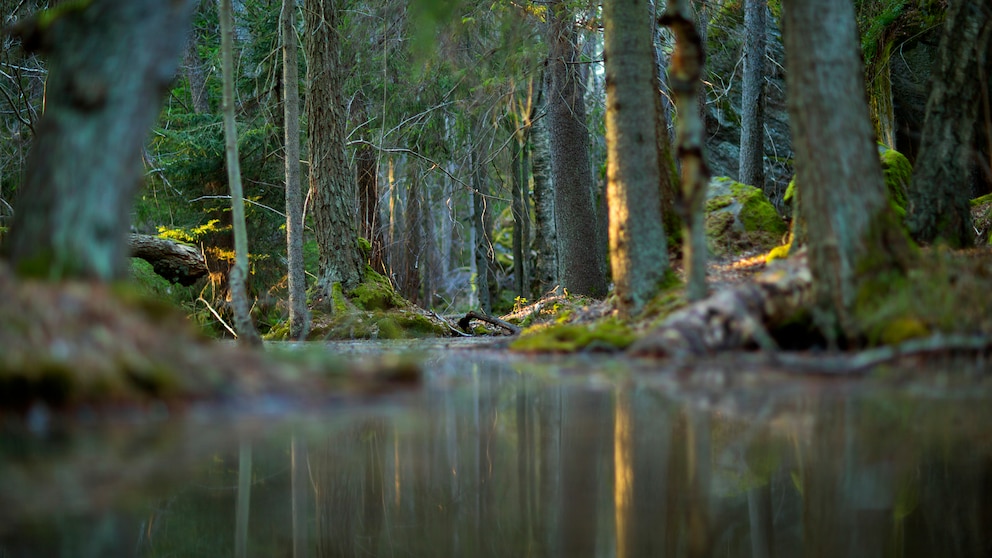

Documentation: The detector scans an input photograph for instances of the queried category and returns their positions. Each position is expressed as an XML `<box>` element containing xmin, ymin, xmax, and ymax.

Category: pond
<box><xmin>2</xmin><ymin>340</ymin><xmax>992</xmax><ymax>557</ymax></box>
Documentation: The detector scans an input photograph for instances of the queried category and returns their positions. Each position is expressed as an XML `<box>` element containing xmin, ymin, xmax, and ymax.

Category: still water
<box><xmin>2</xmin><ymin>341</ymin><xmax>992</xmax><ymax>557</ymax></box>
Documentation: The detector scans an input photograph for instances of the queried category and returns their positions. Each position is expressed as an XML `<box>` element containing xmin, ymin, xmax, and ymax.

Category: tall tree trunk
<box><xmin>532</xmin><ymin>92</ymin><xmax>558</xmax><ymax>297</ymax></box>
<box><xmin>7</xmin><ymin>0</ymin><xmax>194</xmax><ymax>280</ymax></box>
<box><xmin>304</xmin><ymin>0</ymin><xmax>361</xmax><ymax>298</ymax></box>
<box><xmin>282</xmin><ymin>0</ymin><xmax>309</xmax><ymax>340</ymax></box>
<box><xmin>739</xmin><ymin>0</ymin><xmax>767</xmax><ymax>189</ymax></box>
<box><xmin>907</xmin><ymin>0</ymin><xmax>991</xmax><ymax>248</ymax></box>
<box><xmin>782</xmin><ymin>0</ymin><xmax>911</xmax><ymax>344</ymax></box>
<box><xmin>470</xmin><ymin>140</ymin><xmax>492</xmax><ymax>313</ymax></box>
<box><xmin>220</xmin><ymin>0</ymin><xmax>262</xmax><ymax>347</ymax></box>
<box><xmin>183</xmin><ymin>28</ymin><xmax>210</xmax><ymax>114</ymax></box>
<box><xmin>545</xmin><ymin>0</ymin><xmax>607</xmax><ymax>298</ymax></box>
<box><xmin>511</xmin><ymin>127</ymin><xmax>527</xmax><ymax>299</ymax></box>
<box><xmin>401</xmin><ymin>167</ymin><xmax>423</xmax><ymax>305</ymax></box>
<box><xmin>356</xmin><ymin>120</ymin><xmax>386</xmax><ymax>275</ymax></box>
<box><xmin>604</xmin><ymin>0</ymin><xmax>670</xmax><ymax>316</ymax></box>
<box><xmin>662</xmin><ymin>0</ymin><xmax>710</xmax><ymax>302</ymax></box>
<box><xmin>650</xmin><ymin>0</ymin><xmax>682</xmax><ymax>248</ymax></box>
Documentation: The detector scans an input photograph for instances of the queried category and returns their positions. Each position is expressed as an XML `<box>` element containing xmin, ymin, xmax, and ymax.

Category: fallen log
<box><xmin>458</xmin><ymin>310</ymin><xmax>522</xmax><ymax>336</ymax></box>
<box><xmin>629</xmin><ymin>252</ymin><xmax>812</xmax><ymax>357</ymax></box>
<box><xmin>129</xmin><ymin>234</ymin><xmax>208</xmax><ymax>286</ymax></box>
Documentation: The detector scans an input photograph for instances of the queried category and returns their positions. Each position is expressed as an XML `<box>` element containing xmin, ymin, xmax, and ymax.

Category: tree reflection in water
<box><xmin>2</xmin><ymin>351</ymin><xmax>992</xmax><ymax>558</ymax></box>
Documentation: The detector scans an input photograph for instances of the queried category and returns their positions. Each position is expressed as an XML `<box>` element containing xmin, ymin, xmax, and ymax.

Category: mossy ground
<box><xmin>853</xmin><ymin>247</ymin><xmax>992</xmax><ymax>346</ymax></box>
<box><xmin>267</xmin><ymin>266</ymin><xmax>449</xmax><ymax>341</ymax></box>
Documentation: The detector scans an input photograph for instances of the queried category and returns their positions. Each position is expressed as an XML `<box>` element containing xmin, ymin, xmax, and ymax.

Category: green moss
<box><xmin>349</xmin><ymin>266</ymin><xmax>406</xmax><ymax>311</ymax></box>
<box><xmin>357</xmin><ymin>237</ymin><xmax>372</xmax><ymax>259</ymax></box>
<box><xmin>971</xmin><ymin>193</ymin><xmax>992</xmax><ymax>207</ymax></box>
<box><xmin>783</xmin><ymin>177</ymin><xmax>796</xmax><ymax>205</ymax></box>
<box><xmin>730</xmin><ymin>183</ymin><xmax>788</xmax><ymax>234</ymax></box>
<box><xmin>706</xmin><ymin>195</ymin><xmax>734</xmax><ymax>212</ymax></box>
<box><xmin>510</xmin><ymin>319</ymin><xmax>636</xmax><ymax>353</ymax></box>
<box><xmin>880</xmin><ymin>147</ymin><xmax>911</xmax><ymax>212</ymax></box>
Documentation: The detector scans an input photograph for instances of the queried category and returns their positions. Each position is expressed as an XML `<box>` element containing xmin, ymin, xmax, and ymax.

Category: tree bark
<box><xmin>907</xmin><ymin>0</ymin><xmax>992</xmax><ymax>248</ymax></box>
<box><xmin>545</xmin><ymin>0</ymin><xmax>607</xmax><ymax>298</ymax></box>
<box><xmin>282</xmin><ymin>0</ymin><xmax>309</xmax><ymax>340</ymax></box>
<box><xmin>604</xmin><ymin>0</ymin><xmax>670</xmax><ymax>316</ymax></box>
<box><xmin>128</xmin><ymin>234</ymin><xmax>207</xmax><ymax>286</ymax></box>
<box><xmin>650</xmin><ymin>0</ymin><xmax>682</xmax><ymax>247</ymax></box>
<box><xmin>183</xmin><ymin>23</ymin><xmax>210</xmax><ymax>114</ymax></box>
<box><xmin>220</xmin><ymin>0</ymin><xmax>262</xmax><ymax>347</ymax></box>
<box><xmin>662</xmin><ymin>0</ymin><xmax>710</xmax><ymax>302</ymax></box>
<box><xmin>782</xmin><ymin>0</ymin><xmax>911</xmax><ymax>344</ymax></box>
<box><xmin>739</xmin><ymin>0</ymin><xmax>766</xmax><ymax>189</ymax></box>
<box><xmin>470</xmin><ymin>139</ymin><xmax>493</xmax><ymax>313</ymax></box>
<box><xmin>7</xmin><ymin>0</ymin><xmax>195</xmax><ymax>280</ymax></box>
<box><xmin>531</xmin><ymin>92</ymin><xmax>558</xmax><ymax>297</ymax></box>
<box><xmin>304</xmin><ymin>0</ymin><xmax>362</xmax><ymax>298</ymax></box>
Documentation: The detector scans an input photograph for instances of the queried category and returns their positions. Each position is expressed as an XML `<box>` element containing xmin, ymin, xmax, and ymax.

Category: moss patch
<box><xmin>706</xmin><ymin>177</ymin><xmax>787</xmax><ymax>257</ymax></box>
<box><xmin>511</xmin><ymin>319</ymin><xmax>636</xmax><ymax>353</ymax></box>
<box><xmin>853</xmin><ymin>247</ymin><xmax>992</xmax><ymax>347</ymax></box>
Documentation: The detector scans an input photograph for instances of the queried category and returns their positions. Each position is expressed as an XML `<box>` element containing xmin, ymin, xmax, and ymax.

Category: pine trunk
<box><xmin>782</xmin><ymin>0</ymin><xmax>911</xmax><ymax>343</ymax></box>
<box><xmin>304</xmin><ymin>0</ymin><xmax>361</xmax><ymax>297</ymax></box>
<box><xmin>532</xmin><ymin>93</ymin><xmax>558</xmax><ymax>297</ymax></box>
<box><xmin>907</xmin><ymin>0</ymin><xmax>991</xmax><ymax>248</ymax></box>
<box><xmin>545</xmin><ymin>0</ymin><xmax>607</xmax><ymax>298</ymax></box>
<box><xmin>471</xmin><ymin>141</ymin><xmax>492</xmax><ymax>313</ymax></box>
<box><xmin>7</xmin><ymin>0</ymin><xmax>194</xmax><ymax>280</ymax></box>
<box><xmin>282</xmin><ymin>0</ymin><xmax>309</xmax><ymax>340</ymax></box>
<box><xmin>220</xmin><ymin>0</ymin><xmax>262</xmax><ymax>347</ymax></box>
<box><xmin>739</xmin><ymin>0</ymin><xmax>766</xmax><ymax>189</ymax></box>
<box><xmin>604</xmin><ymin>0</ymin><xmax>669</xmax><ymax>316</ymax></box>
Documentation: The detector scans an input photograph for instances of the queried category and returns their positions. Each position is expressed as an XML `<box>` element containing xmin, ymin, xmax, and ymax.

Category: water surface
<box><xmin>2</xmin><ymin>341</ymin><xmax>992</xmax><ymax>557</ymax></box>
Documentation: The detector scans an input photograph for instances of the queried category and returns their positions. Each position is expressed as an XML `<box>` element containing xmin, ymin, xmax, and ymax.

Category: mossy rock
<box><xmin>510</xmin><ymin>319</ymin><xmax>636</xmax><ymax>353</ymax></box>
<box><xmin>705</xmin><ymin>177</ymin><xmax>787</xmax><ymax>257</ymax></box>
<box><xmin>879</xmin><ymin>145</ymin><xmax>911</xmax><ymax>217</ymax></box>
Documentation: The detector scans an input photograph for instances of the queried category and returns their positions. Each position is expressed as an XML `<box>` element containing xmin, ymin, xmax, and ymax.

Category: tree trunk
<box><xmin>282</xmin><ymin>0</ymin><xmax>309</xmax><ymax>340</ymax></box>
<box><xmin>545</xmin><ymin>0</ymin><xmax>607</xmax><ymax>298</ymax></box>
<box><xmin>471</xmin><ymin>140</ymin><xmax>492</xmax><ymax>313</ymax></box>
<box><xmin>6</xmin><ymin>0</ymin><xmax>195</xmax><ymax>280</ymax></box>
<box><xmin>220</xmin><ymin>0</ymin><xmax>262</xmax><ymax>347</ymax></box>
<box><xmin>782</xmin><ymin>0</ymin><xmax>911</xmax><ymax>344</ymax></box>
<box><xmin>662</xmin><ymin>0</ymin><xmax>710</xmax><ymax>303</ymax></box>
<box><xmin>304</xmin><ymin>0</ymin><xmax>362</xmax><ymax>297</ymax></box>
<box><xmin>739</xmin><ymin>0</ymin><xmax>767</xmax><ymax>189</ymax></box>
<box><xmin>356</xmin><ymin>115</ymin><xmax>386</xmax><ymax>275</ymax></box>
<box><xmin>650</xmin><ymin>0</ymin><xmax>682</xmax><ymax>248</ymax></box>
<box><xmin>128</xmin><ymin>234</ymin><xmax>207</xmax><ymax>286</ymax></box>
<box><xmin>604</xmin><ymin>0</ymin><xmax>670</xmax><ymax>316</ymax></box>
<box><xmin>183</xmin><ymin>25</ymin><xmax>210</xmax><ymax>114</ymax></box>
<box><xmin>511</xmin><ymin>128</ymin><xmax>527</xmax><ymax>299</ymax></box>
<box><xmin>532</xmin><ymin>92</ymin><xmax>558</xmax><ymax>297</ymax></box>
<box><xmin>907</xmin><ymin>0</ymin><xmax>991</xmax><ymax>248</ymax></box>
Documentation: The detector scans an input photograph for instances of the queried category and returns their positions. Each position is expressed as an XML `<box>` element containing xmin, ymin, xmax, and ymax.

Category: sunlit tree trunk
<box><xmin>782</xmin><ymin>0</ymin><xmax>912</xmax><ymax>343</ymax></box>
<box><xmin>6</xmin><ymin>0</ymin><xmax>194</xmax><ymax>280</ymax></box>
<box><xmin>662</xmin><ymin>0</ymin><xmax>710</xmax><ymax>302</ymax></box>
<box><xmin>545</xmin><ymin>0</ymin><xmax>607</xmax><ymax>298</ymax></box>
<box><xmin>604</xmin><ymin>0</ymin><xmax>670</xmax><ymax>316</ymax></box>
<box><xmin>511</xmin><ymin>127</ymin><xmax>527</xmax><ymax>299</ymax></box>
<box><xmin>304</xmin><ymin>0</ymin><xmax>362</xmax><ymax>298</ymax></box>
<box><xmin>739</xmin><ymin>0</ymin><xmax>766</xmax><ymax>189</ymax></box>
<box><xmin>282</xmin><ymin>0</ymin><xmax>309</xmax><ymax>340</ymax></box>
<box><xmin>907</xmin><ymin>0</ymin><xmax>991</xmax><ymax>248</ymax></box>
<box><xmin>220</xmin><ymin>0</ymin><xmax>262</xmax><ymax>346</ymax></box>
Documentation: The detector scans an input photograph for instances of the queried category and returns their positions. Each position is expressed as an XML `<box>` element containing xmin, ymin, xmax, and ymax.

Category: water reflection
<box><xmin>2</xmin><ymin>348</ymin><xmax>992</xmax><ymax>557</ymax></box>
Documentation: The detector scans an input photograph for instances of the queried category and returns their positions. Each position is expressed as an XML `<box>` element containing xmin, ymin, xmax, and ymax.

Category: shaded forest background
<box><xmin>0</xmin><ymin>0</ymin><xmax>985</xmax><ymax>339</ymax></box>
